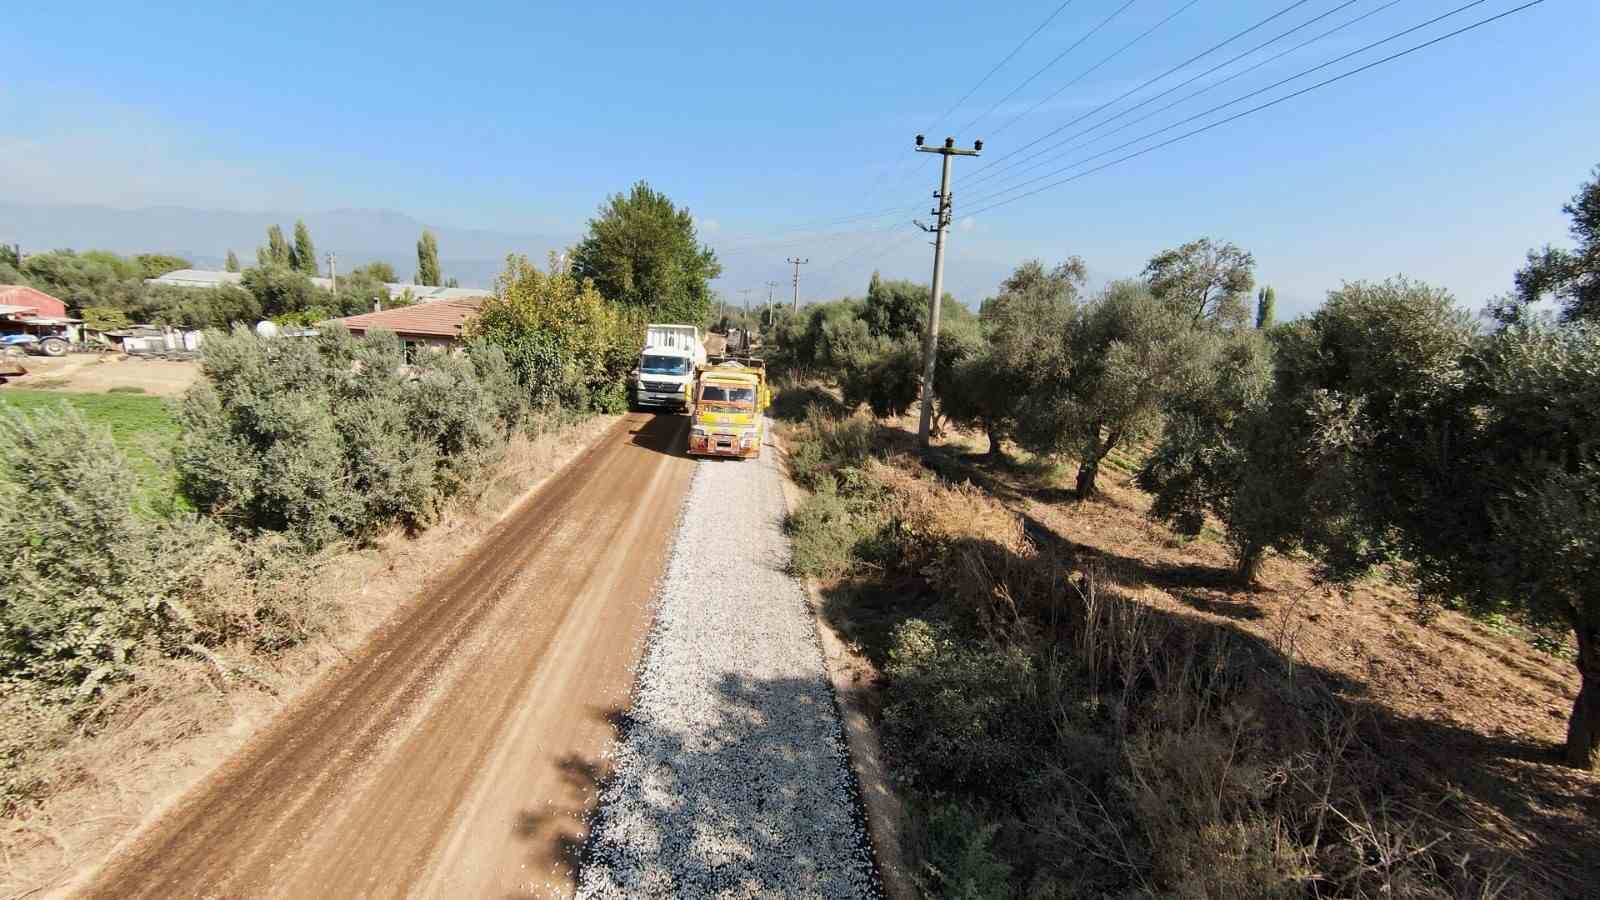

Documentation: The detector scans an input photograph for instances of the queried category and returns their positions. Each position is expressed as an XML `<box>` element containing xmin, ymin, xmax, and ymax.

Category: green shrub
<box><xmin>176</xmin><ymin>325</ymin><xmax>522</xmax><ymax>548</ymax></box>
<box><xmin>881</xmin><ymin>618</ymin><xmax>1041</xmax><ymax>792</ymax></box>
<box><xmin>0</xmin><ymin>409</ymin><xmax>214</xmax><ymax>695</ymax></box>
<box><xmin>921</xmin><ymin>803</ymin><xmax>1012</xmax><ymax>900</ymax></box>
<box><xmin>785</xmin><ymin>477</ymin><xmax>864</xmax><ymax>579</ymax></box>
<box><xmin>468</xmin><ymin>253</ymin><xmax>640</xmax><ymax>414</ymax></box>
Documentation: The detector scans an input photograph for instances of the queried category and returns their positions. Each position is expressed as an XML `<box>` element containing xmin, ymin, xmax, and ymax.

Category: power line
<box><xmin>958</xmin><ymin>0</ymin><xmax>1141</xmax><ymax>135</ymax></box>
<box><xmin>960</xmin><ymin>0</ymin><xmax>1544</xmax><ymax>220</ymax></box>
<box><xmin>924</xmin><ymin>0</ymin><xmax>1082</xmax><ymax>134</ymax></box>
<box><xmin>968</xmin><ymin>0</ymin><xmax>1321</xmax><ymax>181</ymax></box>
<box><xmin>973</xmin><ymin>0</ymin><xmax>1379</xmax><ymax>186</ymax></box>
<box><xmin>808</xmin><ymin>2</ymin><xmax>1085</xmax><ymax>250</ymax></box>
<box><xmin>967</xmin><ymin>0</ymin><xmax>1500</xmax><ymax>206</ymax></box>
<box><xmin>988</xmin><ymin>0</ymin><xmax>1203</xmax><ymax>138</ymax></box>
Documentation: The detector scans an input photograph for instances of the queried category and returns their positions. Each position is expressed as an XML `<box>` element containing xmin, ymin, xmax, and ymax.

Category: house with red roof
<box><xmin>330</xmin><ymin>297</ymin><xmax>484</xmax><ymax>354</ymax></box>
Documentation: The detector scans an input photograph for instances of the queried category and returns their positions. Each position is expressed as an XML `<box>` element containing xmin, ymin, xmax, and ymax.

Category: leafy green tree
<box><xmin>859</xmin><ymin>270</ymin><xmax>973</xmax><ymax>344</ymax></box>
<box><xmin>0</xmin><ymin>243</ymin><xmax>18</xmax><ymax>268</ymax></box>
<box><xmin>135</xmin><ymin>253</ymin><xmax>192</xmax><ymax>279</ymax></box>
<box><xmin>265</xmin><ymin>225</ymin><xmax>291</xmax><ymax>266</ymax></box>
<box><xmin>1019</xmin><ymin>281</ymin><xmax>1203</xmax><ymax>497</ymax></box>
<box><xmin>1144</xmin><ymin>237</ymin><xmax>1255</xmax><ymax>327</ymax></box>
<box><xmin>332</xmin><ymin>271</ymin><xmax>391</xmax><ymax>316</ymax></box>
<box><xmin>225</xmin><ymin>250</ymin><xmax>241</xmax><ymax>272</ymax></box>
<box><xmin>1136</xmin><ymin>328</ymin><xmax>1278</xmax><ymax>579</ymax></box>
<box><xmin>1511</xmin><ymin>165</ymin><xmax>1600</xmax><ymax>323</ymax></box>
<box><xmin>1255</xmin><ymin>286</ymin><xmax>1276</xmax><ymax>329</ymax></box>
<box><xmin>241</xmin><ymin>264</ymin><xmax>321</xmax><ymax>318</ymax></box>
<box><xmin>1379</xmin><ymin>322</ymin><xmax>1600</xmax><ymax>768</ymax></box>
<box><xmin>291</xmin><ymin>220</ymin><xmax>318</xmax><ymax>276</ymax></box>
<box><xmin>357</xmin><ymin>260</ymin><xmax>398</xmax><ymax>283</ymax></box>
<box><xmin>81</xmin><ymin>305</ymin><xmax>132</xmax><ymax>332</ymax></box>
<box><xmin>136</xmin><ymin>284</ymin><xmax>262</xmax><ymax>329</ymax></box>
<box><xmin>19</xmin><ymin>249</ymin><xmax>144</xmax><ymax>311</ymax></box>
<box><xmin>416</xmin><ymin>230</ymin><xmax>441</xmax><ymax>287</ymax></box>
<box><xmin>944</xmin><ymin>259</ymin><xmax>1086</xmax><ymax>457</ymax></box>
<box><xmin>570</xmin><ymin>181</ymin><xmax>721</xmax><ymax>324</ymax></box>
<box><xmin>79</xmin><ymin>250</ymin><xmax>144</xmax><ymax>280</ymax></box>
<box><xmin>467</xmin><ymin>254</ymin><xmax>640</xmax><ymax>413</ymax></box>
<box><xmin>1150</xmin><ymin>278</ymin><xmax>1472</xmax><ymax>583</ymax></box>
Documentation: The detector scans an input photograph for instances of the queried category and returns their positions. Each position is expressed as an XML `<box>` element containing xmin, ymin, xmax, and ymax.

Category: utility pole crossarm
<box><xmin>913</xmin><ymin>134</ymin><xmax>982</xmax><ymax>451</ymax></box>
<box><xmin>786</xmin><ymin>257</ymin><xmax>809</xmax><ymax>312</ymax></box>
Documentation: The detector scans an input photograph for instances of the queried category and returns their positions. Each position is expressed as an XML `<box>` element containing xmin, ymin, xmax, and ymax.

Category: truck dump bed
<box><xmin>644</xmin><ymin>324</ymin><xmax>701</xmax><ymax>354</ymax></box>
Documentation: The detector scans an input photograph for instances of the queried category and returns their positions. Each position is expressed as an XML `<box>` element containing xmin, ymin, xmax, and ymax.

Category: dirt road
<box><xmin>77</xmin><ymin>413</ymin><xmax>694</xmax><ymax>899</ymax></box>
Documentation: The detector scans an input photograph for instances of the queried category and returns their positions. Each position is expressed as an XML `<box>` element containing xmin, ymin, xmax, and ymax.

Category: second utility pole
<box><xmin>786</xmin><ymin>257</ymin><xmax>809</xmax><ymax>312</ymax></box>
<box><xmin>914</xmin><ymin>134</ymin><xmax>981</xmax><ymax>450</ymax></box>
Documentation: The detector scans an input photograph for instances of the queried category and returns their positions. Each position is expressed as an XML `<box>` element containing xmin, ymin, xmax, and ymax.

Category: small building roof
<box><xmin>0</xmin><ymin>285</ymin><xmax>69</xmax><ymax>317</ymax></box>
<box><xmin>331</xmin><ymin>297</ymin><xmax>485</xmax><ymax>339</ymax></box>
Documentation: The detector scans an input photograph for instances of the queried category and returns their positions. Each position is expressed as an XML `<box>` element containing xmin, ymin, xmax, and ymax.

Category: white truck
<box><xmin>629</xmin><ymin>324</ymin><xmax>707</xmax><ymax>413</ymax></box>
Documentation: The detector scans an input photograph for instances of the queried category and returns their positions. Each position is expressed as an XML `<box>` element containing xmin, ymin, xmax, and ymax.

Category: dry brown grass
<box><xmin>893</xmin><ymin>420</ymin><xmax>1598</xmax><ymax>896</ymax></box>
<box><xmin>0</xmin><ymin>414</ymin><xmax>619</xmax><ymax>898</ymax></box>
<box><xmin>775</xmin><ymin>396</ymin><xmax>1596</xmax><ymax>897</ymax></box>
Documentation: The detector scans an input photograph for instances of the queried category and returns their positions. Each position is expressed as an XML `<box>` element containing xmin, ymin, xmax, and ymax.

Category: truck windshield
<box><xmin>701</xmin><ymin>385</ymin><xmax>756</xmax><ymax>405</ymax></box>
<box><xmin>641</xmin><ymin>355</ymin><xmax>691</xmax><ymax>375</ymax></box>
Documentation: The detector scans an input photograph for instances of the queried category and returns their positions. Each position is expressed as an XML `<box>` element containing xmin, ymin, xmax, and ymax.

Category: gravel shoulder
<box><xmin>577</xmin><ymin>428</ymin><xmax>880</xmax><ymax>899</ymax></box>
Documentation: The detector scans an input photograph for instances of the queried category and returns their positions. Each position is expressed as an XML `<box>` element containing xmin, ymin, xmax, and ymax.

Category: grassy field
<box><xmin>0</xmin><ymin>388</ymin><xmax>185</xmax><ymax>511</ymax></box>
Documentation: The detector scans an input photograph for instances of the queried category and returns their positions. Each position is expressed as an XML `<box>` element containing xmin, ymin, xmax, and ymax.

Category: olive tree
<box><xmin>943</xmin><ymin>259</ymin><xmax>1084</xmax><ymax>458</ymax></box>
<box><xmin>1511</xmin><ymin>165</ymin><xmax>1600</xmax><ymax>324</ymax></box>
<box><xmin>1143</xmin><ymin>237</ymin><xmax>1256</xmax><ymax>327</ymax></box>
<box><xmin>1135</xmin><ymin>328</ymin><xmax>1277</xmax><ymax>579</ymax></box>
<box><xmin>1018</xmin><ymin>280</ymin><xmax>1201</xmax><ymax>497</ymax></box>
<box><xmin>1397</xmin><ymin>322</ymin><xmax>1600</xmax><ymax>769</ymax></box>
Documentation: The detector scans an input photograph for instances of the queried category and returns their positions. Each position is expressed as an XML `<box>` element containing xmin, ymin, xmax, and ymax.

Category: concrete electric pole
<box><xmin>786</xmin><ymin>257</ymin><xmax>809</xmax><ymax>312</ymax></box>
<box><xmin>765</xmin><ymin>280</ymin><xmax>780</xmax><ymax>326</ymax></box>
<box><xmin>738</xmin><ymin>288</ymin><xmax>755</xmax><ymax>351</ymax></box>
<box><xmin>914</xmin><ymin>134</ymin><xmax>982</xmax><ymax>450</ymax></box>
<box><xmin>327</xmin><ymin>252</ymin><xmax>337</xmax><ymax>299</ymax></box>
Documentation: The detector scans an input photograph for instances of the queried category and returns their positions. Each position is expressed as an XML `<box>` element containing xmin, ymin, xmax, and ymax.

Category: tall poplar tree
<box><xmin>416</xmin><ymin>230</ymin><xmax>441</xmax><ymax>287</ymax></box>
<box><xmin>292</xmin><ymin>220</ymin><xmax>318</xmax><ymax>276</ymax></box>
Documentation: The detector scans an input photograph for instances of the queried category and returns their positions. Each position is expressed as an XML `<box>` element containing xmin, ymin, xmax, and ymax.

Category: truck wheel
<box><xmin>39</xmin><ymin>338</ymin><xmax>68</xmax><ymax>357</ymax></box>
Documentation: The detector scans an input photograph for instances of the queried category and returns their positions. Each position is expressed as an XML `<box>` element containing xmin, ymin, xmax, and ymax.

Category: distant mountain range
<box><xmin>0</xmin><ymin>202</ymin><xmax>573</xmax><ymax>289</ymax></box>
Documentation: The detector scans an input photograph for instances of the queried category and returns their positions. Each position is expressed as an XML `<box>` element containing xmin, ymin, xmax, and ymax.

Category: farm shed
<box><xmin>0</xmin><ymin>285</ymin><xmax>69</xmax><ymax>318</ymax></box>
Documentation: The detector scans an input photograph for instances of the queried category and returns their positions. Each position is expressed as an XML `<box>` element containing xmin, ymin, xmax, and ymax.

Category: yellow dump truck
<box><xmin>687</xmin><ymin>357</ymin><xmax>770</xmax><ymax>459</ymax></box>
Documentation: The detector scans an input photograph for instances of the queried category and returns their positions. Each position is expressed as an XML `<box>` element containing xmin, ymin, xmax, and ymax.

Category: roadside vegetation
<box><xmin>772</xmin><ymin>167</ymin><xmax>1600</xmax><ymax>897</ymax></box>
<box><xmin>0</xmin><ymin>181</ymin><xmax>719</xmax><ymax>876</ymax></box>
<box><xmin>0</xmin><ymin>388</ymin><xmax>182</xmax><ymax>512</ymax></box>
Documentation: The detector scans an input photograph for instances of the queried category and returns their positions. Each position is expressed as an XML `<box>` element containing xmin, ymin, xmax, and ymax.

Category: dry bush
<box><xmin>859</xmin><ymin>453</ymin><xmax>1516</xmax><ymax>899</ymax></box>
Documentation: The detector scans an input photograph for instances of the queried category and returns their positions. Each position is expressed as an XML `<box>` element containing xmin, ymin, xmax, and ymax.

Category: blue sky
<box><xmin>2</xmin><ymin>0</ymin><xmax>1594</xmax><ymax>316</ymax></box>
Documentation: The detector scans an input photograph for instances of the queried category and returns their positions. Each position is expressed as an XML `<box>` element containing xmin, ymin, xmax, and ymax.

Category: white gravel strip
<box><xmin>575</xmin><ymin>429</ymin><xmax>879</xmax><ymax>899</ymax></box>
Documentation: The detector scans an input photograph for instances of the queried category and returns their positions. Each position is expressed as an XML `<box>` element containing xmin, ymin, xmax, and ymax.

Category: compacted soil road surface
<box><xmin>576</xmin><ymin>434</ymin><xmax>879</xmax><ymax>899</ymax></box>
<box><xmin>79</xmin><ymin>413</ymin><xmax>694</xmax><ymax>899</ymax></box>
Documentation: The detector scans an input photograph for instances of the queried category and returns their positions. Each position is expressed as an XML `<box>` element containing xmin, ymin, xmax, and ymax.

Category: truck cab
<box><xmin>688</xmin><ymin>359</ymin><xmax>769</xmax><ymax>459</ymax></box>
<box><xmin>630</xmin><ymin>324</ymin><xmax>706</xmax><ymax>412</ymax></box>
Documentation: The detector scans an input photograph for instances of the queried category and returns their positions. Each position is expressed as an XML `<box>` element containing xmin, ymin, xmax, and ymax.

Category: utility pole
<box><xmin>738</xmin><ymin>287</ymin><xmax>755</xmax><ymax>352</ymax></box>
<box><xmin>327</xmin><ymin>252</ymin><xmax>337</xmax><ymax>299</ymax></box>
<box><xmin>765</xmin><ymin>280</ymin><xmax>779</xmax><ymax>326</ymax></box>
<box><xmin>913</xmin><ymin>134</ymin><xmax>982</xmax><ymax>450</ymax></box>
<box><xmin>786</xmin><ymin>257</ymin><xmax>809</xmax><ymax>312</ymax></box>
